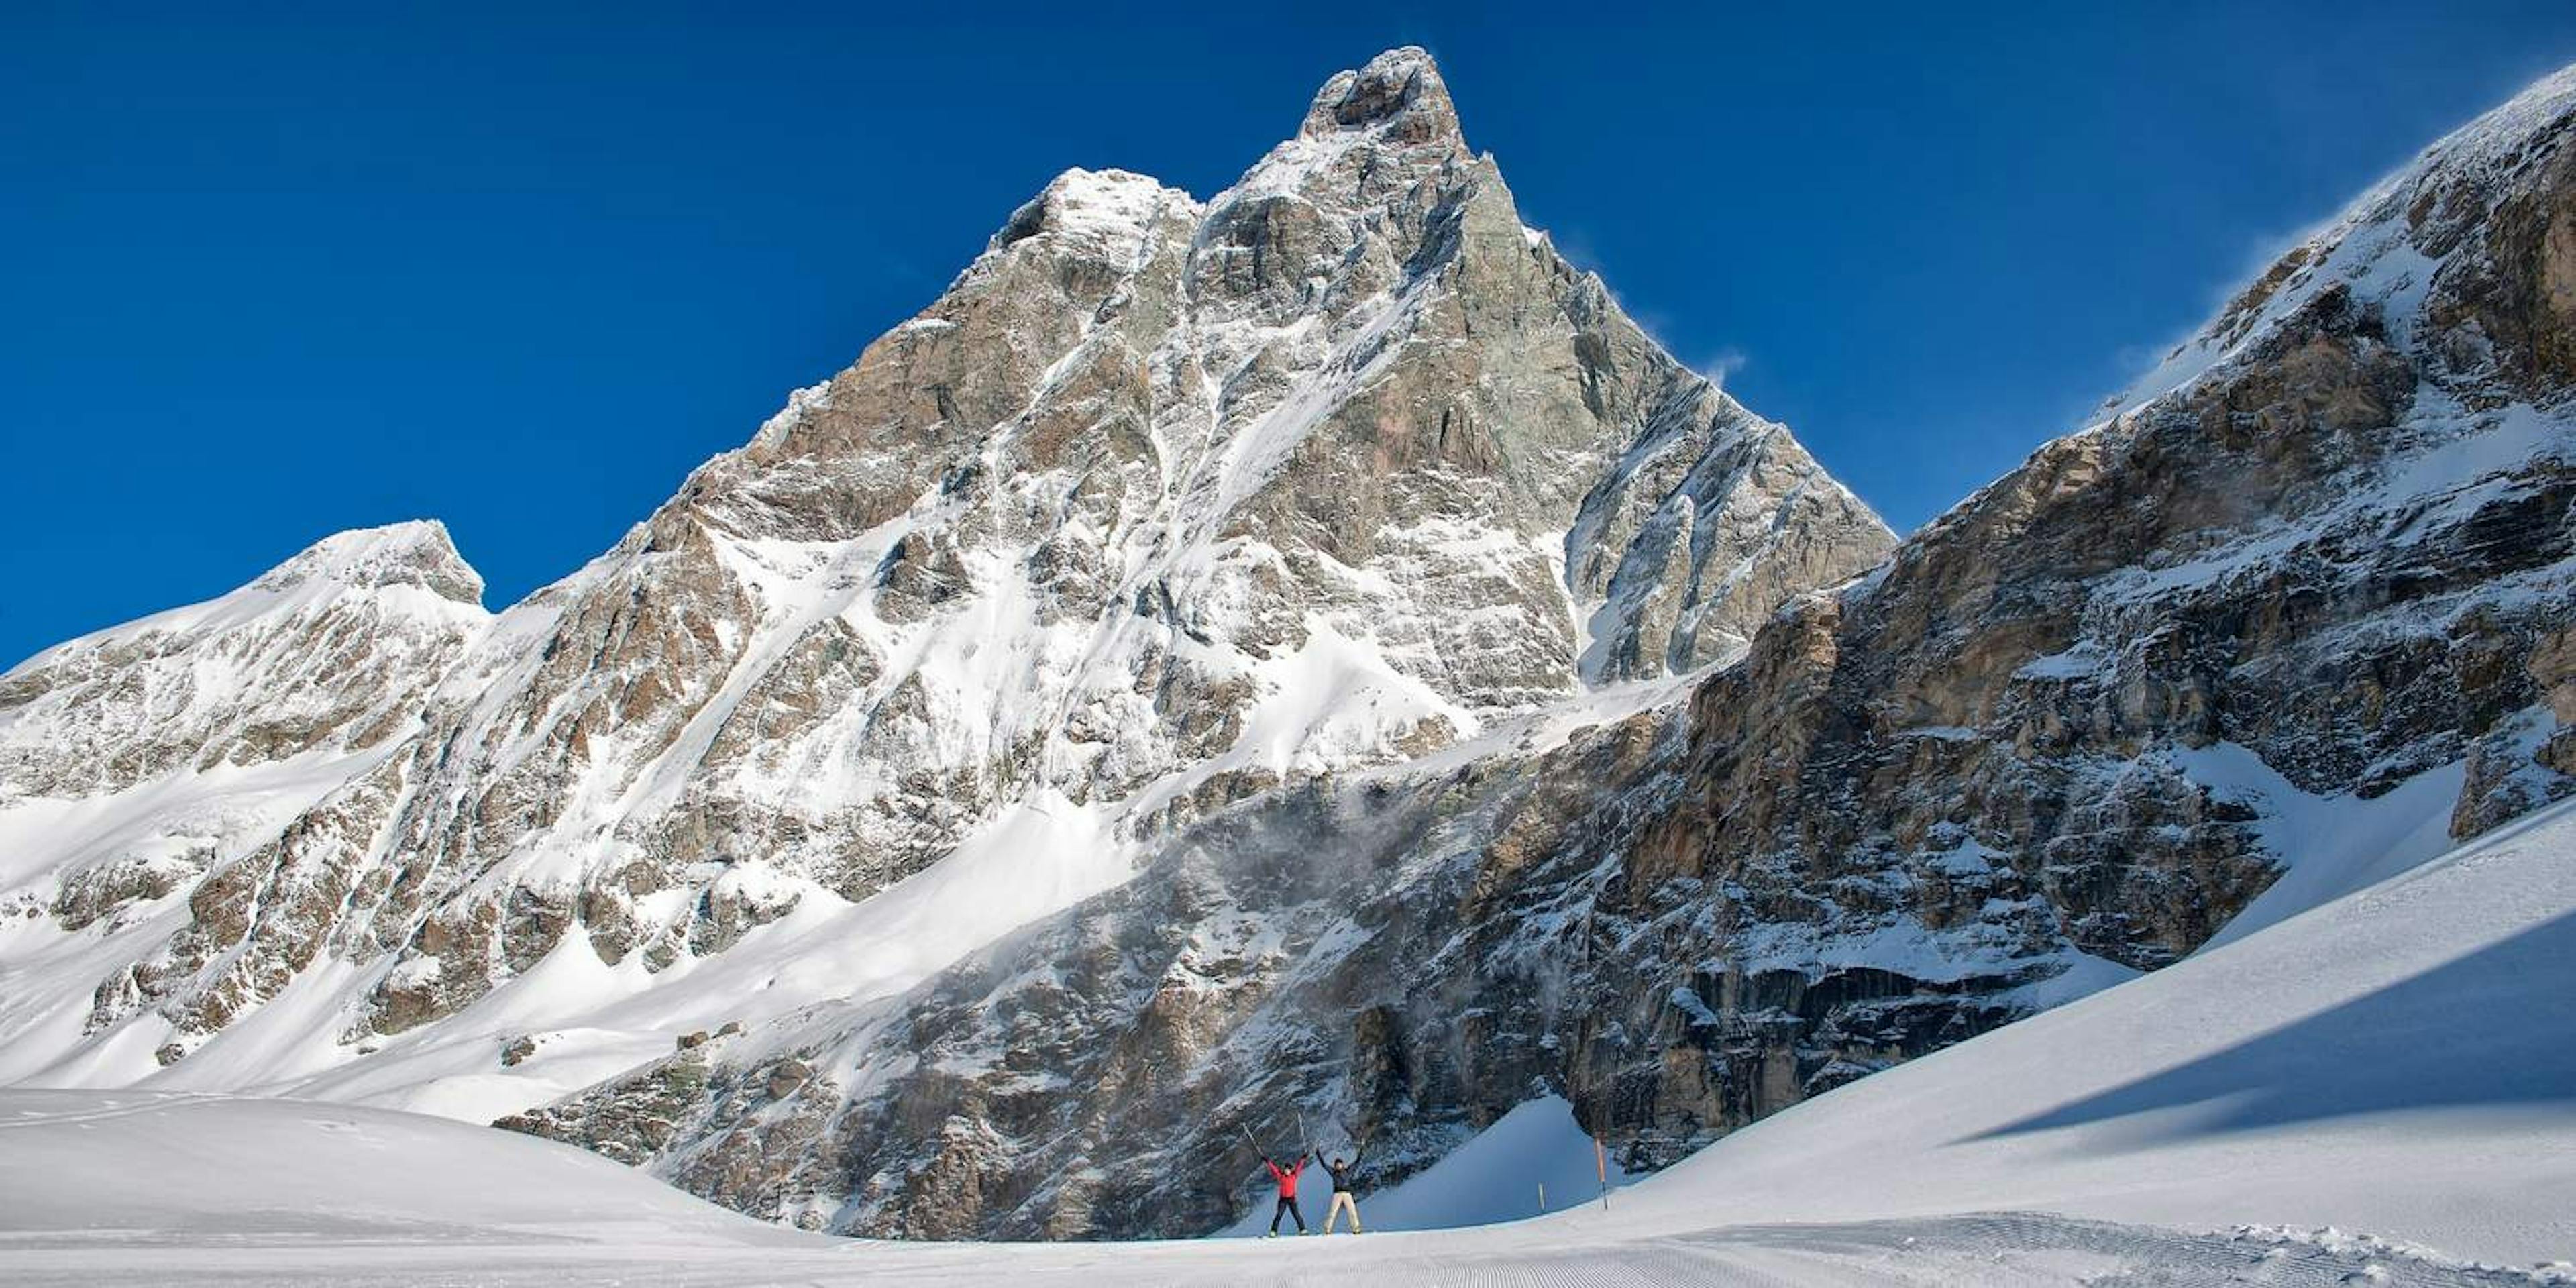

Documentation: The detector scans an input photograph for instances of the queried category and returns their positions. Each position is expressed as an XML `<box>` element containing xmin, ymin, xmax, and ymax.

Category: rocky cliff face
<box><xmin>0</xmin><ymin>48</ymin><xmax>1885</xmax><ymax>1132</ymax></box>
<box><xmin>9</xmin><ymin>45</ymin><xmax>2572</xmax><ymax>1247</ymax></box>
<box><xmin>0</xmin><ymin>523</ymin><xmax>490</xmax><ymax>959</ymax></box>
<box><xmin>490</xmin><ymin>60</ymin><xmax>2576</xmax><ymax>1239</ymax></box>
<box><xmin>0</xmin><ymin>522</ymin><xmax>488</xmax><ymax>800</ymax></box>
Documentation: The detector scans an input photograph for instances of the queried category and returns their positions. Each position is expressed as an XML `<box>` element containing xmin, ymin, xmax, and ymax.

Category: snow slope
<box><xmin>1611</xmin><ymin>794</ymin><xmax>2576</xmax><ymax>1265</ymax></box>
<box><xmin>0</xmin><ymin>1089</ymin><xmax>798</xmax><ymax>1246</ymax></box>
<box><xmin>8</xmin><ymin>798</ymin><xmax>2573</xmax><ymax>1284</ymax></box>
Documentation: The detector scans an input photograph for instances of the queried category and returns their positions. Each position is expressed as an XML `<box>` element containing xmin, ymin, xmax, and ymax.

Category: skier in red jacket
<box><xmin>1260</xmin><ymin>1149</ymin><xmax>1313</xmax><ymax>1236</ymax></box>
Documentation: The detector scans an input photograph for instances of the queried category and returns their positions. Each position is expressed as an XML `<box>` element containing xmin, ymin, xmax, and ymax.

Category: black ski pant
<box><xmin>1270</xmin><ymin>1195</ymin><xmax>1305</xmax><ymax>1233</ymax></box>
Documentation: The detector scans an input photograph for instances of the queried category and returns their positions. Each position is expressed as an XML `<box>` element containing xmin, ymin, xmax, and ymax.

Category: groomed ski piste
<box><xmin>5</xmin><ymin>796</ymin><xmax>2572</xmax><ymax>1286</ymax></box>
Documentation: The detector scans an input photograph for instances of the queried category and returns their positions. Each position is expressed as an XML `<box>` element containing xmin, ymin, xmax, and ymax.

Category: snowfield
<box><xmin>7</xmin><ymin>797</ymin><xmax>2572</xmax><ymax>1285</ymax></box>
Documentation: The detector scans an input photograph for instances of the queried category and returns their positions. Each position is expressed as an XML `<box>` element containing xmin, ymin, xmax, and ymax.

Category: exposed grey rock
<box><xmin>0</xmin><ymin>521</ymin><xmax>486</xmax><ymax>800</ymax></box>
<box><xmin>502</xmin><ymin>57</ymin><xmax>2576</xmax><ymax>1241</ymax></box>
<box><xmin>0</xmin><ymin>44</ymin><xmax>1886</xmax><ymax>1081</ymax></box>
<box><xmin>14</xmin><ymin>43</ymin><xmax>2574</xmax><ymax>1253</ymax></box>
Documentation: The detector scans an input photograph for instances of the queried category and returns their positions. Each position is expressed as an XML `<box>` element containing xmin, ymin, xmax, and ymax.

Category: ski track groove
<box><xmin>3</xmin><ymin>1213</ymin><xmax>2556</xmax><ymax>1287</ymax></box>
<box><xmin>0</xmin><ymin>1094</ymin><xmax>214</xmax><ymax>1131</ymax></box>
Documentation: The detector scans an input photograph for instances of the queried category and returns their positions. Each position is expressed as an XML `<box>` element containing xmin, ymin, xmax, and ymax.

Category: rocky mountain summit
<box><xmin>494</xmin><ymin>58</ymin><xmax>2576</xmax><ymax>1238</ymax></box>
<box><xmin>0</xmin><ymin>48</ymin><xmax>1881</xmax><ymax>1144</ymax></box>
<box><xmin>1</xmin><ymin>521</ymin><xmax>487</xmax><ymax>801</ymax></box>
<box><xmin>0</xmin><ymin>523</ymin><xmax>491</xmax><ymax>953</ymax></box>
<box><xmin>5</xmin><ymin>46</ymin><xmax>2571</xmax><ymax>1245</ymax></box>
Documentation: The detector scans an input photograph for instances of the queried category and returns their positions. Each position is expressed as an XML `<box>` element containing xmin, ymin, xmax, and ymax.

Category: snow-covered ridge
<box><xmin>0</xmin><ymin>520</ymin><xmax>491</xmax><ymax>802</ymax></box>
<box><xmin>3</xmin><ymin>519</ymin><xmax>483</xmax><ymax>679</ymax></box>
<box><xmin>2112</xmin><ymin>61</ymin><xmax>2576</xmax><ymax>416</ymax></box>
<box><xmin>241</xmin><ymin>518</ymin><xmax>486</xmax><ymax>602</ymax></box>
<box><xmin>981</xmin><ymin>167</ymin><xmax>1201</xmax><ymax>272</ymax></box>
<box><xmin>1572</xmin><ymin>54</ymin><xmax>2576</xmax><ymax>1240</ymax></box>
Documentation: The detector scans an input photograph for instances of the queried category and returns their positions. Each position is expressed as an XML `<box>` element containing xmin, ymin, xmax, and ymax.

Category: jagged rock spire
<box><xmin>1297</xmin><ymin>46</ymin><xmax>1463</xmax><ymax>150</ymax></box>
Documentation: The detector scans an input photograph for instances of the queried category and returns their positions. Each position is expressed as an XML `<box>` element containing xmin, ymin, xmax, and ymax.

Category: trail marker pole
<box><xmin>1537</xmin><ymin>1181</ymin><xmax>1546</xmax><ymax>1214</ymax></box>
<box><xmin>1595</xmin><ymin>1135</ymin><xmax>1610</xmax><ymax>1211</ymax></box>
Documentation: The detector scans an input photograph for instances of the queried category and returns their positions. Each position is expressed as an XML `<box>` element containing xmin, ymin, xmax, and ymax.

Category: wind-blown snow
<box><xmin>2107</xmin><ymin>63</ymin><xmax>2576</xmax><ymax>417</ymax></box>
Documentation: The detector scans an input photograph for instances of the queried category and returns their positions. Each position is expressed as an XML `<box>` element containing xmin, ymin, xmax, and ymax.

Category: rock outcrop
<box><xmin>496</xmin><ymin>58</ymin><xmax>2576</xmax><ymax>1240</ymax></box>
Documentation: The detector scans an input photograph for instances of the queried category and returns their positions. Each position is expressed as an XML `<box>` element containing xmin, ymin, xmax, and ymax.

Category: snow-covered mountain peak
<box><xmin>0</xmin><ymin>43</ymin><xmax>2567</xmax><ymax>1255</ymax></box>
<box><xmin>1218</xmin><ymin>48</ymin><xmax>1474</xmax><ymax>222</ymax></box>
<box><xmin>0</xmin><ymin>519</ymin><xmax>490</xmax><ymax>812</ymax></box>
<box><xmin>1297</xmin><ymin>46</ymin><xmax>1462</xmax><ymax>150</ymax></box>
<box><xmin>244</xmin><ymin>519</ymin><xmax>484</xmax><ymax>606</ymax></box>
<box><xmin>2402</xmin><ymin>58</ymin><xmax>2576</xmax><ymax>197</ymax></box>
<box><xmin>2113</xmin><ymin>58</ymin><xmax>2576</xmax><ymax>417</ymax></box>
<box><xmin>985</xmin><ymin>166</ymin><xmax>1203</xmax><ymax>261</ymax></box>
<box><xmin>0</xmin><ymin>44</ymin><xmax>1894</xmax><ymax>1218</ymax></box>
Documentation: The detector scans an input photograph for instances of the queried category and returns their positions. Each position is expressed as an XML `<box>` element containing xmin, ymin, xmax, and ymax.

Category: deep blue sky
<box><xmin>9</xmin><ymin>3</ymin><xmax>2576</xmax><ymax>669</ymax></box>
